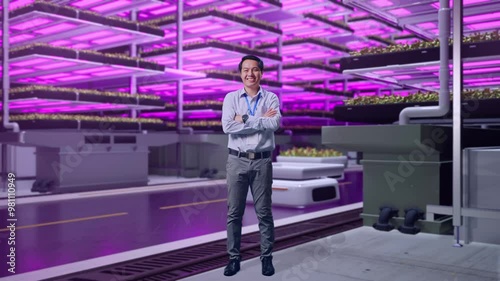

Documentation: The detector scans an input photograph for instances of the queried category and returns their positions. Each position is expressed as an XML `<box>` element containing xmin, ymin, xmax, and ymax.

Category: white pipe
<box><xmin>399</xmin><ymin>0</ymin><xmax>450</xmax><ymax>125</ymax></box>
<box><xmin>131</xmin><ymin>9</ymin><xmax>137</xmax><ymax>119</ymax></box>
<box><xmin>176</xmin><ymin>0</ymin><xmax>192</xmax><ymax>134</ymax></box>
<box><xmin>452</xmin><ymin>0</ymin><xmax>463</xmax><ymax>246</ymax></box>
<box><xmin>3</xmin><ymin>0</ymin><xmax>19</xmax><ymax>132</ymax></box>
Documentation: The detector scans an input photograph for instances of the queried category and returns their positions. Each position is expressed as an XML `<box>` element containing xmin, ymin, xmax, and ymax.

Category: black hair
<box><xmin>238</xmin><ymin>55</ymin><xmax>264</xmax><ymax>72</ymax></box>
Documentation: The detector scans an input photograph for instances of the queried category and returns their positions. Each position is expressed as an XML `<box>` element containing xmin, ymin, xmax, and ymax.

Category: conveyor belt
<box><xmin>45</xmin><ymin>208</ymin><xmax>362</xmax><ymax>281</ymax></box>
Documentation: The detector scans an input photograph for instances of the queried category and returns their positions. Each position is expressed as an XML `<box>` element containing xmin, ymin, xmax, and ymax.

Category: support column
<box><xmin>130</xmin><ymin>9</ymin><xmax>138</xmax><ymax>119</ymax></box>
<box><xmin>452</xmin><ymin>0</ymin><xmax>464</xmax><ymax>247</ymax></box>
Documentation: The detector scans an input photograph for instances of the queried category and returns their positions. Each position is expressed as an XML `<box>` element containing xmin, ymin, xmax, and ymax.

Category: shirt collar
<box><xmin>240</xmin><ymin>87</ymin><xmax>264</xmax><ymax>98</ymax></box>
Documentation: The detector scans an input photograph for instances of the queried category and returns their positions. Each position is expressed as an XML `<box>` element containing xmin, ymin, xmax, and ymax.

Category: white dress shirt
<box><xmin>221</xmin><ymin>87</ymin><xmax>281</xmax><ymax>153</ymax></box>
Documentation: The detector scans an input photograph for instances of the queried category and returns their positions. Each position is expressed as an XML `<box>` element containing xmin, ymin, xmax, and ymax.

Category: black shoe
<box><xmin>261</xmin><ymin>256</ymin><xmax>275</xmax><ymax>276</ymax></box>
<box><xmin>223</xmin><ymin>259</ymin><xmax>240</xmax><ymax>276</ymax></box>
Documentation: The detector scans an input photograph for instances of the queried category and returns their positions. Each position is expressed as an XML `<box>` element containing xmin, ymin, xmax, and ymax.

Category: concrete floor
<box><xmin>184</xmin><ymin>226</ymin><xmax>500</xmax><ymax>281</ymax></box>
<box><xmin>0</xmin><ymin>171</ymin><xmax>362</xmax><ymax>279</ymax></box>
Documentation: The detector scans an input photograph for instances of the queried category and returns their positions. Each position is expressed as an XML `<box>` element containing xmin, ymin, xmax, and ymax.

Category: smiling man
<box><xmin>221</xmin><ymin>55</ymin><xmax>281</xmax><ymax>277</ymax></box>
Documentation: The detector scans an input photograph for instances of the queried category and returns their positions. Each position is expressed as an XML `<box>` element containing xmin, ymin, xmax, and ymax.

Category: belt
<box><xmin>229</xmin><ymin>148</ymin><xmax>271</xmax><ymax>160</ymax></box>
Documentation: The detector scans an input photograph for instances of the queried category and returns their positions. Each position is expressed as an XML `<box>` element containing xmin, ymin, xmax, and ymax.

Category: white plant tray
<box><xmin>277</xmin><ymin>155</ymin><xmax>348</xmax><ymax>167</ymax></box>
<box><xmin>272</xmin><ymin>162</ymin><xmax>344</xmax><ymax>180</ymax></box>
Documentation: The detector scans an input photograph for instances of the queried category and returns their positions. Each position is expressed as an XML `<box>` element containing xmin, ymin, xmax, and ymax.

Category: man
<box><xmin>221</xmin><ymin>55</ymin><xmax>281</xmax><ymax>277</ymax></box>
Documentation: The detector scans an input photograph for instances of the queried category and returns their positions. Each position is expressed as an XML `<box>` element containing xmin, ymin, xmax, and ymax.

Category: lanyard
<box><xmin>244</xmin><ymin>93</ymin><xmax>260</xmax><ymax>116</ymax></box>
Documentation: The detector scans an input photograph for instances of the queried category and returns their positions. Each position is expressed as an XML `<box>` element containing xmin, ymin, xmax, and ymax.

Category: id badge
<box><xmin>246</xmin><ymin>132</ymin><xmax>260</xmax><ymax>146</ymax></box>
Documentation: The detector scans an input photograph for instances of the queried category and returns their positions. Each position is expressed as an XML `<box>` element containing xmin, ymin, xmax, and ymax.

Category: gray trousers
<box><xmin>226</xmin><ymin>154</ymin><xmax>275</xmax><ymax>260</ymax></box>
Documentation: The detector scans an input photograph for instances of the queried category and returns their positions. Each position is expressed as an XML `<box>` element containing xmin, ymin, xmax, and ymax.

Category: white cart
<box><xmin>246</xmin><ymin>162</ymin><xmax>345</xmax><ymax>208</ymax></box>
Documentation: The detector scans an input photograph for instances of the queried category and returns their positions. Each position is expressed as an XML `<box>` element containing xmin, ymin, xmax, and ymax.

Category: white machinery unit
<box><xmin>246</xmin><ymin>162</ymin><xmax>345</xmax><ymax>208</ymax></box>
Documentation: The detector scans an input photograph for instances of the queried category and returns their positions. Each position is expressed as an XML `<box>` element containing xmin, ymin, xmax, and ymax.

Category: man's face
<box><xmin>240</xmin><ymin>59</ymin><xmax>262</xmax><ymax>89</ymax></box>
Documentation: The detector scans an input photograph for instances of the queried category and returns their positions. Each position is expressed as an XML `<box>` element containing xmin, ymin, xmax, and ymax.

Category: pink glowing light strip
<box><xmin>50</xmin><ymin>40</ymin><xmax>71</xmax><ymax>46</ymax></box>
<box><xmin>372</xmin><ymin>0</ymin><xmax>393</xmax><ymax>7</ymax></box>
<box><xmin>285</xmin><ymin>24</ymin><xmax>312</xmax><ymax>32</ymax></box>
<box><xmin>468</xmin><ymin>20</ymin><xmax>500</xmax><ymax>30</ymax></box>
<box><xmin>284</xmin><ymin>1</ymin><xmax>310</xmax><ymax>9</ymax></box>
<box><xmin>72</xmin><ymin>43</ymin><xmax>91</xmax><ymax>49</ymax></box>
<box><xmin>10</xmin><ymin>101</ymin><xmax>72</xmax><ymax>109</ymax></box>
<box><xmin>299</xmin><ymin>53</ymin><xmax>331</xmax><ymax>59</ymax></box>
<box><xmin>75</xmin><ymin>67</ymin><xmax>113</xmax><ymax>74</ymax></box>
<box><xmin>6</xmin><ymin>0</ymin><xmax>33</xmax><ymax>11</ymax></box>
<box><xmin>11</xmin><ymin>58</ymin><xmax>51</xmax><ymax>67</ymax></box>
<box><xmin>186</xmin><ymin>24</ymin><xmax>225</xmax><ymax>33</ymax></box>
<box><xmin>185</xmin><ymin>50</ymin><xmax>212</xmax><ymax>57</ymax></box>
<box><xmin>210</xmin><ymin>30</ymin><xmax>242</xmax><ymax>38</ymax></box>
<box><xmin>393</xmin><ymin>75</ymin><xmax>412</xmax><ymax>79</ymax></box>
<box><xmin>464</xmin><ymin>77</ymin><xmax>500</xmax><ymax>83</ymax></box>
<box><xmin>150</xmin><ymin>5</ymin><xmax>176</xmax><ymax>15</ymax></box>
<box><xmin>417</xmin><ymin>22</ymin><xmax>436</xmax><ymax>29</ymax></box>
<box><xmin>93</xmin><ymin>69</ymin><xmax>132</xmax><ymax>76</ymax></box>
<box><xmin>57</xmin><ymin>75</ymin><xmax>91</xmax><ymax>81</ymax></box>
<box><xmin>389</xmin><ymin>8</ymin><xmax>411</xmax><ymax>16</ymax></box>
<box><xmin>374</xmin><ymin>70</ymin><xmax>394</xmax><ymax>75</ymax></box>
<box><xmin>469</xmin><ymin>81</ymin><xmax>500</xmax><ymax>86</ymax></box>
<box><xmin>184</xmin><ymin>20</ymin><xmax>214</xmax><ymax>29</ymax></box>
<box><xmin>91</xmin><ymin>0</ymin><xmax>132</xmax><ymax>12</ymax></box>
<box><xmin>464</xmin><ymin>60</ymin><xmax>500</xmax><ymax>67</ymax></box>
<box><xmin>11</xmin><ymin>18</ymin><xmax>52</xmax><ymax>30</ymax></box>
<box><xmin>72</xmin><ymin>0</ymin><xmax>102</xmax><ymax>7</ymax></box>
<box><xmin>11</xmin><ymin>34</ymin><xmax>34</xmax><ymax>43</ymax></box>
<box><xmin>92</xmin><ymin>34</ymin><xmax>133</xmax><ymax>45</ymax></box>
<box><xmin>464</xmin><ymin>12</ymin><xmax>500</xmax><ymax>23</ymax></box>
<box><xmin>222</xmin><ymin>33</ymin><xmax>256</xmax><ymax>41</ymax></box>
<box><xmin>35</xmin><ymin>62</ymin><xmax>77</xmax><ymax>70</ymax></box>
<box><xmin>10</xmin><ymin>69</ymin><xmax>34</xmax><ymax>75</ymax></box>
<box><xmin>72</xmin><ymin>31</ymin><xmax>114</xmax><ymax>41</ymax></box>
<box><xmin>184</xmin><ymin>65</ymin><xmax>210</xmax><ymax>71</ymax></box>
<box><xmin>37</xmin><ymin>73</ymin><xmax>71</xmax><ymax>79</ymax></box>
<box><xmin>35</xmin><ymin>23</ymin><xmax>77</xmax><ymax>35</ymax></box>
<box><xmin>219</xmin><ymin>3</ymin><xmax>244</xmax><ymax>10</ymax></box>
<box><xmin>464</xmin><ymin>67</ymin><xmax>500</xmax><ymax>74</ymax></box>
<box><xmin>186</xmin><ymin>0</ymin><xmax>214</xmax><ymax>6</ymax></box>
<box><xmin>231</xmin><ymin>6</ymin><xmax>257</xmax><ymax>13</ymax></box>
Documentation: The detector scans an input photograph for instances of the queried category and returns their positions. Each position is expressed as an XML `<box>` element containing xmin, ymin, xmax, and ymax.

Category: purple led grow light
<box><xmin>345</xmin><ymin>40</ymin><xmax>383</xmax><ymax>50</ymax></box>
<box><xmin>0</xmin><ymin>98</ymin><xmax>158</xmax><ymax>113</ymax></box>
<box><xmin>327</xmin><ymin>81</ymin><xmax>387</xmax><ymax>91</ymax></box>
<box><xmin>9</xmin><ymin>55</ymin><xmax>162</xmax><ymax>85</ymax></box>
<box><xmin>265</xmin><ymin>42</ymin><xmax>347</xmax><ymax>62</ymax></box>
<box><xmin>282</xmin><ymin>0</ymin><xmax>352</xmax><ymax>16</ymax></box>
<box><xmin>0</xmin><ymin>0</ymin><xmax>33</xmax><ymax>11</ymax></box>
<box><xmin>145</xmin><ymin>44</ymin><xmax>280</xmax><ymax>71</ymax></box>
<box><xmin>281</xmin><ymin>18</ymin><xmax>352</xmax><ymax>39</ymax></box>
<box><xmin>266</xmin><ymin>67</ymin><xmax>343</xmax><ymax>83</ymax></box>
<box><xmin>154</xmin><ymin>12</ymin><xmax>279</xmax><ymax>43</ymax></box>
<box><xmin>468</xmin><ymin>20</ymin><xmax>500</xmax><ymax>30</ymax></box>
<box><xmin>388</xmin><ymin>8</ymin><xmax>411</xmax><ymax>17</ymax></box>
<box><xmin>8</xmin><ymin>4</ymin><xmax>162</xmax><ymax>50</ymax></box>
<box><xmin>91</xmin><ymin>0</ymin><xmax>132</xmax><ymax>12</ymax></box>
<box><xmin>349</xmin><ymin>18</ymin><xmax>401</xmax><ymax>37</ymax></box>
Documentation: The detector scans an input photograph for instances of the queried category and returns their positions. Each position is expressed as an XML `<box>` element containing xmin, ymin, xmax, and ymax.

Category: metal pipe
<box><xmin>3</xmin><ymin>0</ymin><xmax>19</xmax><ymax>132</ymax></box>
<box><xmin>176</xmin><ymin>0</ymin><xmax>192</xmax><ymax>134</ymax></box>
<box><xmin>399</xmin><ymin>0</ymin><xmax>450</xmax><ymax>125</ymax></box>
<box><xmin>277</xmin><ymin>25</ymin><xmax>283</xmax><ymax>123</ymax></box>
<box><xmin>452</xmin><ymin>0</ymin><xmax>463</xmax><ymax>247</ymax></box>
<box><xmin>130</xmin><ymin>9</ymin><xmax>137</xmax><ymax>119</ymax></box>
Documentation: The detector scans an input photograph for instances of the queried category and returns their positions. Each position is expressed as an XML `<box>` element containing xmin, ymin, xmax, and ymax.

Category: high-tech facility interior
<box><xmin>0</xmin><ymin>0</ymin><xmax>499</xmax><ymax>280</ymax></box>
